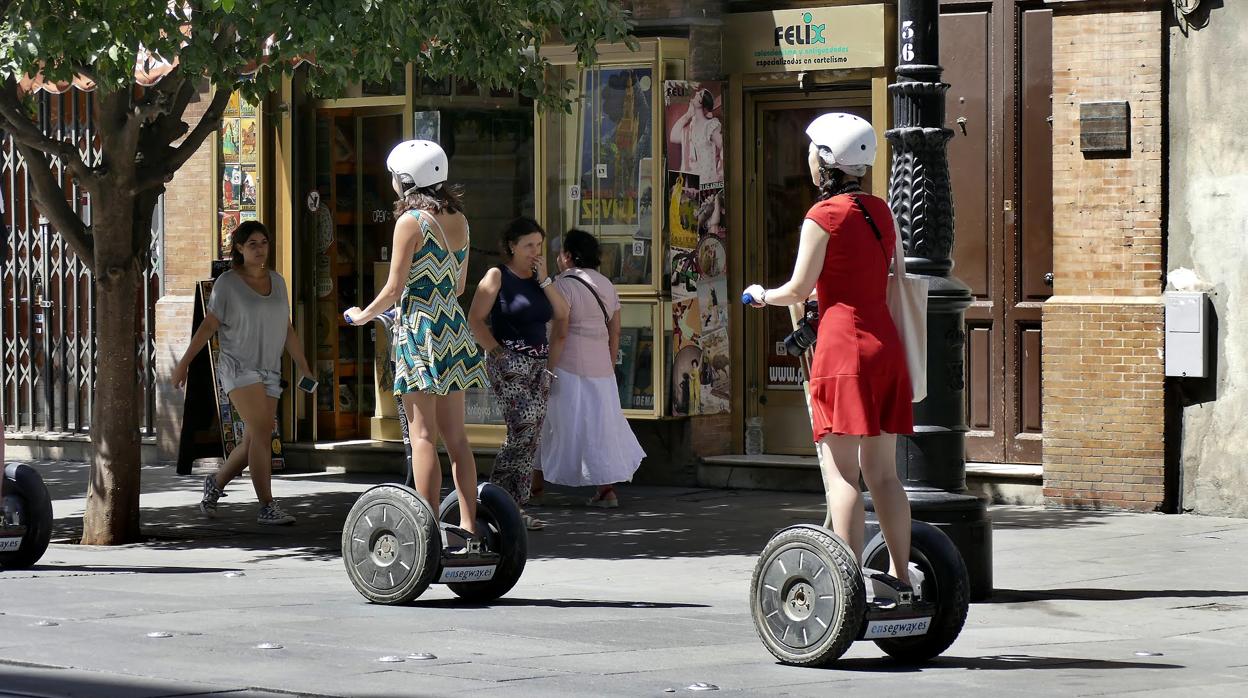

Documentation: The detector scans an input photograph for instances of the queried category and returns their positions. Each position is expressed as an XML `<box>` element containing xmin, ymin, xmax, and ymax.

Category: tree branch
<box><xmin>13</xmin><ymin>141</ymin><xmax>95</xmax><ymax>267</ymax></box>
<box><xmin>161</xmin><ymin>86</ymin><xmax>231</xmax><ymax>175</ymax></box>
<box><xmin>0</xmin><ymin>79</ymin><xmax>95</xmax><ymax>184</ymax></box>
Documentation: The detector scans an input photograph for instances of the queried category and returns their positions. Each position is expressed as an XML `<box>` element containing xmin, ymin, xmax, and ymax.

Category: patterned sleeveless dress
<box><xmin>392</xmin><ymin>210</ymin><xmax>488</xmax><ymax>396</ymax></box>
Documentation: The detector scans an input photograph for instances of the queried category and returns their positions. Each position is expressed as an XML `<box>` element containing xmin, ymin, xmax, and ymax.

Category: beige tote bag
<box><xmin>886</xmin><ymin>219</ymin><xmax>929</xmax><ymax>402</ymax></box>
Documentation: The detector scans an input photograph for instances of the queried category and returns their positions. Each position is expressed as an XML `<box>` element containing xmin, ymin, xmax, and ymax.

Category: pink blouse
<box><xmin>553</xmin><ymin>268</ymin><xmax>620</xmax><ymax>378</ymax></box>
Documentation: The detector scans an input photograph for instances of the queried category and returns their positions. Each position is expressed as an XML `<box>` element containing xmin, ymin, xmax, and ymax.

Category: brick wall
<box><xmin>154</xmin><ymin>90</ymin><xmax>216</xmax><ymax>460</ymax></box>
<box><xmin>1044</xmin><ymin>3</ymin><xmax>1165</xmax><ymax>510</ymax></box>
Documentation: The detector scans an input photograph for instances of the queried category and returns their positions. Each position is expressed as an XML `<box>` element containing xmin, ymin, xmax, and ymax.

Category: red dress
<box><xmin>805</xmin><ymin>194</ymin><xmax>913</xmax><ymax>440</ymax></box>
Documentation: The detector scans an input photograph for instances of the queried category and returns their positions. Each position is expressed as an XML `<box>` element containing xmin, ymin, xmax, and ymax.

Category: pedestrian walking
<box><xmin>535</xmin><ymin>229</ymin><xmax>645</xmax><ymax>508</ymax></box>
<box><xmin>743</xmin><ymin>113</ymin><xmax>915</xmax><ymax>588</ymax></box>
<box><xmin>467</xmin><ymin>217</ymin><xmax>569</xmax><ymax>530</ymax></box>
<box><xmin>172</xmin><ymin>221</ymin><xmax>311</xmax><ymax>525</ymax></box>
<box><xmin>343</xmin><ymin>140</ymin><xmax>487</xmax><ymax>539</ymax></box>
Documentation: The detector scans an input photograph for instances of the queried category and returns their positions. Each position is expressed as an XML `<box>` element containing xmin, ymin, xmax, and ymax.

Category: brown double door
<box><xmin>941</xmin><ymin>1</ymin><xmax>1053</xmax><ymax>464</ymax></box>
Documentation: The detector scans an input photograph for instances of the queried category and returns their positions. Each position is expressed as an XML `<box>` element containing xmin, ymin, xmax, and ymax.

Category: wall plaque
<box><xmin>1079</xmin><ymin>101</ymin><xmax>1130</xmax><ymax>154</ymax></box>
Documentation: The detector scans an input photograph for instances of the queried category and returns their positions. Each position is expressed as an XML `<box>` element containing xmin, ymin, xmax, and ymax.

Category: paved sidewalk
<box><xmin>2</xmin><ymin>460</ymin><xmax>1247</xmax><ymax>697</ymax></box>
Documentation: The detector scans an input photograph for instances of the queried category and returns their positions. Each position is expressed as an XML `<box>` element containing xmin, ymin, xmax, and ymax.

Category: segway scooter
<box><xmin>340</xmin><ymin>310</ymin><xmax>528</xmax><ymax>604</ymax></box>
<box><xmin>742</xmin><ymin>292</ymin><xmax>969</xmax><ymax>665</ymax></box>
<box><xmin>0</xmin><ymin>448</ymin><xmax>53</xmax><ymax>569</ymax></box>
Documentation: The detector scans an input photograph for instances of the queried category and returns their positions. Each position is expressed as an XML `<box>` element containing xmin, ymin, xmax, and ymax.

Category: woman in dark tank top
<box><xmin>467</xmin><ymin>217</ymin><xmax>569</xmax><ymax>531</ymax></box>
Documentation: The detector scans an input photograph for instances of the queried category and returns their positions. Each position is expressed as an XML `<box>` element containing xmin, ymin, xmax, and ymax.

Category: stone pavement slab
<box><xmin>2</xmin><ymin>460</ymin><xmax>1247</xmax><ymax>697</ymax></box>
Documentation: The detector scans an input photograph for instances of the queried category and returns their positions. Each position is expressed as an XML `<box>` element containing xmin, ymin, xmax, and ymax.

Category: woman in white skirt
<box><xmin>535</xmin><ymin>229</ymin><xmax>645</xmax><ymax>507</ymax></box>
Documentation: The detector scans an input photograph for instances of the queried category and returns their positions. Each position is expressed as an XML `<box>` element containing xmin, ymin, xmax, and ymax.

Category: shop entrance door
<box><xmin>299</xmin><ymin>108</ymin><xmax>404</xmax><ymax>441</ymax></box>
<box><xmin>744</xmin><ymin>91</ymin><xmax>874</xmax><ymax>456</ymax></box>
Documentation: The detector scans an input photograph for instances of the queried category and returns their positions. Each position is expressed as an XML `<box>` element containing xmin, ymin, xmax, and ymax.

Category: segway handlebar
<box><xmin>742</xmin><ymin>291</ymin><xmax>758</xmax><ymax>305</ymax></box>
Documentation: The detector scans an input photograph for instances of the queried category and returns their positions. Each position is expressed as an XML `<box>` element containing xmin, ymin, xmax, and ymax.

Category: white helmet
<box><xmin>805</xmin><ymin>113</ymin><xmax>877</xmax><ymax>173</ymax></box>
<box><xmin>386</xmin><ymin>140</ymin><xmax>448</xmax><ymax>194</ymax></box>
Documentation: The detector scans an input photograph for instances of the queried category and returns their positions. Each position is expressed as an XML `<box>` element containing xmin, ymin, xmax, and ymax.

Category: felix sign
<box><xmin>724</xmin><ymin>5</ymin><xmax>886</xmax><ymax>74</ymax></box>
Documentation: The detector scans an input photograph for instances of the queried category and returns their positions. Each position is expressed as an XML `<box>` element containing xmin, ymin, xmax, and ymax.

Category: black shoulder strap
<box><xmin>565</xmin><ymin>274</ymin><xmax>610</xmax><ymax>325</ymax></box>
<box><xmin>849</xmin><ymin>195</ymin><xmax>888</xmax><ymax>260</ymax></box>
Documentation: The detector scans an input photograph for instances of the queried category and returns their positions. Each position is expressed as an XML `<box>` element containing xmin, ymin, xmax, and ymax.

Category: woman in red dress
<box><xmin>744</xmin><ymin>113</ymin><xmax>914</xmax><ymax>588</ymax></box>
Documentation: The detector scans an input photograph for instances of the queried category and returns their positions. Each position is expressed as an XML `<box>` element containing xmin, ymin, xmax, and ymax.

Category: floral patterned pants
<box><xmin>486</xmin><ymin>349</ymin><xmax>552</xmax><ymax>507</ymax></box>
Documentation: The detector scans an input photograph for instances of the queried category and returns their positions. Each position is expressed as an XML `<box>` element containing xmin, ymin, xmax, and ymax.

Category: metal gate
<box><xmin>0</xmin><ymin>90</ymin><xmax>162</xmax><ymax>436</ymax></box>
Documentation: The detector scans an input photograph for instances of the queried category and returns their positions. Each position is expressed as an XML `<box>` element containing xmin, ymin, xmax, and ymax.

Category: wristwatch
<box><xmin>759</xmin><ymin>289</ymin><xmax>768</xmax><ymax>305</ymax></box>
<box><xmin>539</xmin><ymin>277</ymin><xmax>553</xmax><ymax>289</ymax></box>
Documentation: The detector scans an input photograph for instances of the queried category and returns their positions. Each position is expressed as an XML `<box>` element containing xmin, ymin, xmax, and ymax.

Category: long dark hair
<box><xmin>230</xmin><ymin>220</ymin><xmax>270</xmax><ymax>268</ymax></box>
<box><xmin>562</xmin><ymin>228</ymin><xmax>601</xmax><ymax>269</ymax></box>
<box><xmin>815</xmin><ymin>165</ymin><xmax>863</xmax><ymax>201</ymax></box>
<box><xmin>392</xmin><ymin>182</ymin><xmax>465</xmax><ymax>217</ymax></box>
<box><xmin>500</xmin><ymin>216</ymin><xmax>546</xmax><ymax>258</ymax></box>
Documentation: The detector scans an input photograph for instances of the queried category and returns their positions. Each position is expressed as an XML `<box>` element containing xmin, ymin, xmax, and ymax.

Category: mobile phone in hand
<box><xmin>297</xmin><ymin>376</ymin><xmax>318</xmax><ymax>393</ymax></box>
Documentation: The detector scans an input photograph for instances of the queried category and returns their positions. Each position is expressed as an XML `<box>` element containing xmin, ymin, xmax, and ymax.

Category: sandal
<box><xmin>588</xmin><ymin>487</ymin><xmax>619</xmax><ymax>509</ymax></box>
<box><xmin>522</xmin><ymin>513</ymin><xmax>545</xmax><ymax>531</ymax></box>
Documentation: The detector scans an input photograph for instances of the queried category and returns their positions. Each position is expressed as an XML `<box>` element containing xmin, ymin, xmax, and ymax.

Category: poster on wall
<box><xmin>198</xmin><ymin>279</ymin><xmax>283</xmax><ymax>471</ymax></box>
<box><xmin>217</xmin><ymin>91</ymin><xmax>261</xmax><ymax>260</ymax></box>
<box><xmin>664</xmin><ymin>80</ymin><xmax>729</xmax><ymax>416</ymax></box>
<box><xmin>577</xmin><ymin>67</ymin><xmax>653</xmax><ymax>235</ymax></box>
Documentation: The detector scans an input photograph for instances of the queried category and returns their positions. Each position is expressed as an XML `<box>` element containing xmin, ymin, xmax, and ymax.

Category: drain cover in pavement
<box><xmin>406</xmin><ymin>653</ymin><xmax>437</xmax><ymax>660</ymax></box>
<box><xmin>146</xmin><ymin>631</ymin><xmax>173</xmax><ymax>638</ymax></box>
<box><xmin>687</xmin><ymin>683</ymin><xmax>719</xmax><ymax>691</ymax></box>
<box><xmin>255</xmin><ymin>642</ymin><xmax>284</xmax><ymax>650</ymax></box>
<box><xmin>378</xmin><ymin>656</ymin><xmax>405</xmax><ymax>663</ymax></box>
<box><xmin>32</xmin><ymin>620</ymin><xmax>59</xmax><ymax>627</ymax></box>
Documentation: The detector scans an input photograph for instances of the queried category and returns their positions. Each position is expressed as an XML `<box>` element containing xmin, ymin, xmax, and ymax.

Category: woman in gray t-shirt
<box><xmin>172</xmin><ymin>222</ymin><xmax>312</xmax><ymax>526</ymax></box>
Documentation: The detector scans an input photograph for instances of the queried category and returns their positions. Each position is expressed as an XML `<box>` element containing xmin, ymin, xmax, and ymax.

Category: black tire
<box><xmin>750</xmin><ymin>525</ymin><xmax>866</xmax><ymax>666</ymax></box>
<box><xmin>342</xmin><ymin>484</ymin><xmax>441</xmax><ymax>604</ymax></box>
<box><xmin>862</xmin><ymin>521</ymin><xmax>970</xmax><ymax>662</ymax></box>
<box><xmin>0</xmin><ymin>463</ymin><xmax>54</xmax><ymax>570</ymax></box>
<box><xmin>438</xmin><ymin>483</ymin><xmax>527</xmax><ymax>603</ymax></box>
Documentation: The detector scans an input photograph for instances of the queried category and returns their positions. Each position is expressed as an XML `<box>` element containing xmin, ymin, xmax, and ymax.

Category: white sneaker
<box><xmin>257</xmin><ymin>501</ymin><xmax>296</xmax><ymax>526</ymax></box>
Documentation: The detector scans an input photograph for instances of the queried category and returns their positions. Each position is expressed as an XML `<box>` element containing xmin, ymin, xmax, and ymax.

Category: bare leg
<box><xmin>402</xmin><ymin>392</ymin><xmax>444</xmax><ymax>515</ymax></box>
<box><xmin>229</xmin><ymin>385</ymin><xmax>279</xmax><ymax>504</ymax></box>
<box><xmin>860</xmin><ymin>433</ymin><xmax>911</xmax><ymax>585</ymax></box>
<box><xmin>818</xmin><ymin>434</ymin><xmax>866</xmax><ymax>561</ymax></box>
<box><xmin>531</xmin><ymin>468</ymin><xmax>545</xmax><ymax>498</ymax></box>
<box><xmin>434</xmin><ymin>391</ymin><xmax>478</xmax><ymax>535</ymax></box>
<box><xmin>215</xmin><ymin>432</ymin><xmax>251</xmax><ymax>489</ymax></box>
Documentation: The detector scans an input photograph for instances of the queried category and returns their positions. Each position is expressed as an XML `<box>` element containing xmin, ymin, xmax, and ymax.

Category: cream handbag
<box><xmin>851</xmin><ymin>197</ymin><xmax>929</xmax><ymax>403</ymax></box>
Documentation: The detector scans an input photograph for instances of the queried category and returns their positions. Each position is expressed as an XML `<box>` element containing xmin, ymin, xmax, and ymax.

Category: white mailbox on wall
<box><xmin>1164</xmin><ymin>291</ymin><xmax>1208</xmax><ymax>378</ymax></box>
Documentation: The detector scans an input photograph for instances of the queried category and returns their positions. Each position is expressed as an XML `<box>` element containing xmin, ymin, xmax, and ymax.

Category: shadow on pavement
<box><xmin>0</xmin><ymin>665</ymin><xmax>292</xmax><ymax>698</ymax></box>
<box><xmin>988</xmin><ymin>507</ymin><xmax>1124</xmax><ymax>530</ymax></box>
<box><xmin>16</xmin><ymin>564</ymin><xmax>241</xmax><ymax>575</ymax></box>
<box><xmin>416</xmin><ymin>596</ymin><xmax>709</xmax><ymax>610</ymax></box>
<box><xmin>34</xmin><ymin>460</ymin><xmax>824</xmax><ymax>563</ymax></box>
<box><xmin>986</xmin><ymin>588</ymin><xmax>1248</xmax><ymax>603</ymax></box>
<box><xmin>830</xmin><ymin>653</ymin><xmax>1184</xmax><ymax>672</ymax></box>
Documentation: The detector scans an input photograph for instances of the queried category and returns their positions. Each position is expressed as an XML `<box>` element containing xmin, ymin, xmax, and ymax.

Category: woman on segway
<box><xmin>344</xmin><ymin>140</ymin><xmax>488</xmax><ymax>539</ymax></box>
<box><xmin>743</xmin><ymin>113</ymin><xmax>914</xmax><ymax>590</ymax></box>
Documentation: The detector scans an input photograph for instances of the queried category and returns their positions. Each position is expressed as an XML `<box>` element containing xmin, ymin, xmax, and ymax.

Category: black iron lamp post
<box><xmin>868</xmin><ymin>0</ymin><xmax>993</xmax><ymax>600</ymax></box>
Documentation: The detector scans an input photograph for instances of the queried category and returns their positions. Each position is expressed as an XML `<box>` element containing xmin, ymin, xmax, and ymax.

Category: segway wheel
<box><xmin>0</xmin><ymin>463</ymin><xmax>54</xmax><ymax>570</ymax></box>
<box><xmin>750</xmin><ymin>525</ymin><xmax>865</xmax><ymax>666</ymax></box>
<box><xmin>439</xmin><ymin>483</ymin><xmax>527</xmax><ymax>603</ymax></box>
<box><xmin>342</xmin><ymin>484</ymin><xmax>441</xmax><ymax>604</ymax></box>
<box><xmin>862</xmin><ymin>521</ymin><xmax>970</xmax><ymax>662</ymax></box>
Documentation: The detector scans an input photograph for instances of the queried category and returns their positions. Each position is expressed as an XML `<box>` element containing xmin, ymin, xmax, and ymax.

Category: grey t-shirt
<box><xmin>208</xmin><ymin>269</ymin><xmax>289</xmax><ymax>376</ymax></box>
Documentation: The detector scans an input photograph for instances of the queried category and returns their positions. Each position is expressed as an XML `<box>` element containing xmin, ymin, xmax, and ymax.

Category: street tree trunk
<box><xmin>80</xmin><ymin>183</ymin><xmax>143</xmax><ymax>545</ymax></box>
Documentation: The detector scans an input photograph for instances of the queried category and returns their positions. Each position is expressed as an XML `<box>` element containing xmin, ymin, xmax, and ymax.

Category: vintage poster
<box><xmin>670</xmin><ymin>345</ymin><xmax>703</xmax><ymax>417</ymax></box>
<box><xmin>240</xmin><ymin>166</ymin><xmax>258</xmax><ymax>211</ymax></box>
<box><xmin>578</xmin><ymin>67</ymin><xmax>653</xmax><ymax>234</ymax></box>
<box><xmin>239</xmin><ymin>117</ymin><xmax>258</xmax><ymax>163</ymax></box>
<box><xmin>630</xmin><ymin>330</ymin><xmax>655</xmax><ymax>410</ymax></box>
<box><xmin>413</xmin><ymin>111</ymin><xmax>441</xmax><ymax>143</ymax></box>
<box><xmin>698</xmin><ymin>277</ymin><xmax>729</xmax><ymax>335</ymax></box>
<box><xmin>219</xmin><ymin>212</ymin><xmax>240</xmax><ymax>258</ymax></box>
<box><xmin>224</xmin><ymin>91</ymin><xmax>241</xmax><ymax>117</ymax></box>
<box><xmin>699</xmin><ymin>328</ymin><xmax>731</xmax><ymax>414</ymax></box>
<box><xmin>238</xmin><ymin>93</ymin><xmax>256</xmax><ymax>117</ymax></box>
<box><xmin>672</xmin><ymin>297</ymin><xmax>701</xmax><ymax>354</ymax></box>
<box><xmin>220</xmin><ymin>119</ymin><xmax>240</xmax><ymax>161</ymax></box>
<box><xmin>221</xmin><ymin>165</ymin><xmax>240</xmax><ymax>210</ymax></box>
<box><xmin>636</xmin><ymin>157</ymin><xmax>654</xmax><ymax>239</ymax></box>
<box><xmin>668</xmin><ymin>248</ymin><xmax>698</xmax><ymax>301</ymax></box>
<box><xmin>615</xmin><ymin>328</ymin><xmax>640</xmax><ymax>407</ymax></box>
<box><xmin>666</xmin><ymin>171</ymin><xmax>700</xmax><ymax>250</ymax></box>
<box><xmin>664</xmin><ymin>80</ymin><xmax>724</xmax><ymax>188</ymax></box>
<box><xmin>663</xmin><ymin>79</ymin><xmax>730</xmax><ymax>416</ymax></box>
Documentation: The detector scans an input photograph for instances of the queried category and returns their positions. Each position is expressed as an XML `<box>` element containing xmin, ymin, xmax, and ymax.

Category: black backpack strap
<box><xmin>565</xmin><ymin>274</ymin><xmax>610</xmax><ymax>325</ymax></box>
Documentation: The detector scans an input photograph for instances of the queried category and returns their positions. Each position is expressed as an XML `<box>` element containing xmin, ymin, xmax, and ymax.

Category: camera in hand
<box><xmin>782</xmin><ymin>300</ymin><xmax>820</xmax><ymax>356</ymax></box>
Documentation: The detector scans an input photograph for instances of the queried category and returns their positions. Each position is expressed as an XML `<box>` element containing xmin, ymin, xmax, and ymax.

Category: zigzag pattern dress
<box><xmin>392</xmin><ymin>211</ymin><xmax>488</xmax><ymax>396</ymax></box>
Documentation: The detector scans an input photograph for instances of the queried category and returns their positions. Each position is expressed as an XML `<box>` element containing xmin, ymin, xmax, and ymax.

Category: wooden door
<box><xmin>941</xmin><ymin>1</ymin><xmax>1051</xmax><ymax>464</ymax></box>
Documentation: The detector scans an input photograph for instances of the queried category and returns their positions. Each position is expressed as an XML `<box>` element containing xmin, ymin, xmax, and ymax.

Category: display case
<box><xmin>538</xmin><ymin>38</ymin><xmax>688</xmax><ymax>419</ymax></box>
